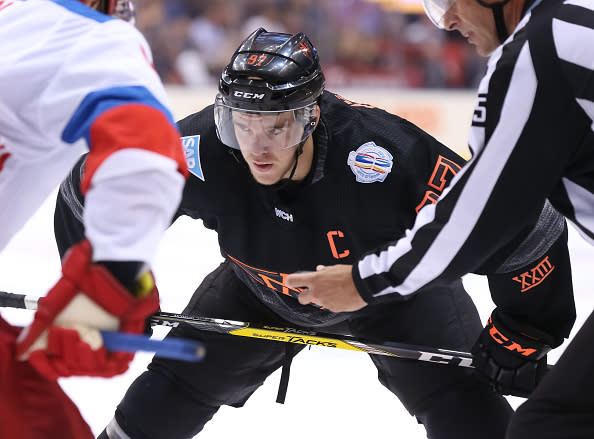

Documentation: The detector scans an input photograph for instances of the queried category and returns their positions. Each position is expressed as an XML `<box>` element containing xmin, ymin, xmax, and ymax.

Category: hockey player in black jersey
<box><xmin>290</xmin><ymin>0</ymin><xmax>594</xmax><ymax>437</ymax></box>
<box><xmin>54</xmin><ymin>29</ymin><xmax>574</xmax><ymax>439</ymax></box>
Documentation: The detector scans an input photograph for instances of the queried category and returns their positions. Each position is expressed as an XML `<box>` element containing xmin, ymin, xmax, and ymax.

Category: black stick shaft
<box><xmin>0</xmin><ymin>290</ymin><xmax>475</xmax><ymax>368</ymax></box>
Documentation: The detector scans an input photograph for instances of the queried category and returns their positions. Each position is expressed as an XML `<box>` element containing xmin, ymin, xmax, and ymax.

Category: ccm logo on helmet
<box><xmin>234</xmin><ymin>91</ymin><xmax>265</xmax><ymax>99</ymax></box>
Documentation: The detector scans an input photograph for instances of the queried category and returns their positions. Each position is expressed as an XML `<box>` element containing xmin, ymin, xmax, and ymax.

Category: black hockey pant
<box><xmin>105</xmin><ymin>260</ymin><xmax>512</xmax><ymax>439</ymax></box>
<box><xmin>507</xmin><ymin>309</ymin><xmax>594</xmax><ymax>439</ymax></box>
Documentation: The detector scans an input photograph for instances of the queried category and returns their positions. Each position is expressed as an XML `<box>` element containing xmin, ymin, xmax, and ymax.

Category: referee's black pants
<box><xmin>507</xmin><ymin>309</ymin><xmax>594</xmax><ymax>439</ymax></box>
<box><xmin>104</xmin><ymin>260</ymin><xmax>512</xmax><ymax>439</ymax></box>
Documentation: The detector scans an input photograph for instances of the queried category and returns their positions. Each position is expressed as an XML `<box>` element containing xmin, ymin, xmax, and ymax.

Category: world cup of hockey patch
<box><xmin>347</xmin><ymin>142</ymin><xmax>393</xmax><ymax>183</ymax></box>
<box><xmin>182</xmin><ymin>135</ymin><xmax>204</xmax><ymax>181</ymax></box>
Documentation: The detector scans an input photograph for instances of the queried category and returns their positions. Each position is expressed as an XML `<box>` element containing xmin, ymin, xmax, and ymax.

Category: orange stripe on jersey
<box><xmin>81</xmin><ymin>104</ymin><xmax>188</xmax><ymax>194</ymax></box>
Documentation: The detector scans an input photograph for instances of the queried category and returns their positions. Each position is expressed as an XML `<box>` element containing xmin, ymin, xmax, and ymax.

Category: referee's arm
<box><xmin>353</xmin><ymin>49</ymin><xmax>564</xmax><ymax>305</ymax></box>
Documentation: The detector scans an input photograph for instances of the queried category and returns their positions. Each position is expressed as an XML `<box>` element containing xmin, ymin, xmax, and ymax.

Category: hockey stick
<box><xmin>0</xmin><ymin>291</ymin><xmax>204</xmax><ymax>362</ymax></box>
<box><xmin>0</xmin><ymin>290</ymin><xmax>473</xmax><ymax>368</ymax></box>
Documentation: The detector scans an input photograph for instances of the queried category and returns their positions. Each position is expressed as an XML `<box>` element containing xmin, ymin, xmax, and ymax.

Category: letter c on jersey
<box><xmin>327</xmin><ymin>230</ymin><xmax>350</xmax><ymax>259</ymax></box>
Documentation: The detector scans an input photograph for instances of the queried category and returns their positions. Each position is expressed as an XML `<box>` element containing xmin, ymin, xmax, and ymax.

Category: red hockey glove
<box><xmin>471</xmin><ymin>308</ymin><xmax>559</xmax><ymax>397</ymax></box>
<box><xmin>16</xmin><ymin>239</ymin><xmax>159</xmax><ymax>380</ymax></box>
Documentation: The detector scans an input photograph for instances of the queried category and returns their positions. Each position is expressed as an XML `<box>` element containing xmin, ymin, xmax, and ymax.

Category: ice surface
<box><xmin>1</xmin><ymin>191</ymin><xmax>592</xmax><ymax>438</ymax></box>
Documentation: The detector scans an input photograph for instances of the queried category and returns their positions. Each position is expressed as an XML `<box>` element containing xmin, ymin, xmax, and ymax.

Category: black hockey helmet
<box><xmin>215</xmin><ymin>28</ymin><xmax>325</xmax><ymax>151</ymax></box>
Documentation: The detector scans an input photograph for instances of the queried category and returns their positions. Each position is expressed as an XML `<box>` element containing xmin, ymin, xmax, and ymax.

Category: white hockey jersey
<box><xmin>0</xmin><ymin>0</ymin><xmax>187</xmax><ymax>263</ymax></box>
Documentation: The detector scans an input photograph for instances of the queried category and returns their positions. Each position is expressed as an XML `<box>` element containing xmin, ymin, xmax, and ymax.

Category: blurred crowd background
<box><xmin>135</xmin><ymin>0</ymin><xmax>488</xmax><ymax>89</ymax></box>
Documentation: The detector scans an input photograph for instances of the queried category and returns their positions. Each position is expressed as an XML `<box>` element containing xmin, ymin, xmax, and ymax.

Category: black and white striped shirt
<box><xmin>354</xmin><ymin>0</ymin><xmax>594</xmax><ymax>303</ymax></box>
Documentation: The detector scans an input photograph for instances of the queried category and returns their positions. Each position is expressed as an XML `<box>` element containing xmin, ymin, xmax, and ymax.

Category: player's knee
<box><xmin>112</xmin><ymin>369</ymin><xmax>220</xmax><ymax>438</ymax></box>
<box><xmin>413</xmin><ymin>385</ymin><xmax>513</xmax><ymax>439</ymax></box>
<box><xmin>505</xmin><ymin>401</ymin><xmax>563</xmax><ymax>439</ymax></box>
<box><xmin>506</xmin><ymin>414</ymin><xmax>528</xmax><ymax>439</ymax></box>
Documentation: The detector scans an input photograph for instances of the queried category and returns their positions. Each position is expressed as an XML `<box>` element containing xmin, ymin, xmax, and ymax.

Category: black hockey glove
<box><xmin>471</xmin><ymin>309</ymin><xmax>559</xmax><ymax>398</ymax></box>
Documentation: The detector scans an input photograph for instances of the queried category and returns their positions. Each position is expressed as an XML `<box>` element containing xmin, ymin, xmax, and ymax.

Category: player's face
<box><xmin>442</xmin><ymin>0</ymin><xmax>500</xmax><ymax>56</ymax></box>
<box><xmin>232</xmin><ymin>111</ymin><xmax>306</xmax><ymax>185</ymax></box>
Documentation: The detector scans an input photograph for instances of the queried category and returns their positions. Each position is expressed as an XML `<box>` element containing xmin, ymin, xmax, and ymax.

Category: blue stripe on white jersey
<box><xmin>62</xmin><ymin>85</ymin><xmax>176</xmax><ymax>145</ymax></box>
<box><xmin>48</xmin><ymin>0</ymin><xmax>112</xmax><ymax>22</ymax></box>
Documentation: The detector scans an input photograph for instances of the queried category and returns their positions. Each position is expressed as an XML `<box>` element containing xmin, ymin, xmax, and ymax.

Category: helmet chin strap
<box><xmin>281</xmin><ymin>116</ymin><xmax>317</xmax><ymax>184</ymax></box>
<box><xmin>475</xmin><ymin>0</ymin><xmax>513</xmax><ymax>43</ymax></box>
<box><xmin>284</xmin><ymin>139</ymin><xmax>306</xmax><ymax>182</ymax></box>
<box><xmin>268</xmin><ymin>138</ymin><xmax>307</xmax><ymax>191</ymax></box>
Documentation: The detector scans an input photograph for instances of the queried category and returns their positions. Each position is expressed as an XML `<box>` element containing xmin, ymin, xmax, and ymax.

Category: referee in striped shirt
<box><xmin>287</xmin><ymin>0</ymin><xmax>594</xmax><ymax>436</ymax></box>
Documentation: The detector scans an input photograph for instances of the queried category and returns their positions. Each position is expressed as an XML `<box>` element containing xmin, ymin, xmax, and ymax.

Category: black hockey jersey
<box><xmin>55</xmin><ymin>91</ymin><xmax>575</xmax><ymax>336</ymax></box>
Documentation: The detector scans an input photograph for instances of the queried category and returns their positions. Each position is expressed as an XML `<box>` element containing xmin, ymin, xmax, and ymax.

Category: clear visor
<box><xmin>422</xmin><ymin>0</ymin><xmax>456</xmax><ymax>28</ymax></box>
<box><xmin>214</xmin><ymin>95</ymin><xmax>318</xmax><ymax>152</ymax></box>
